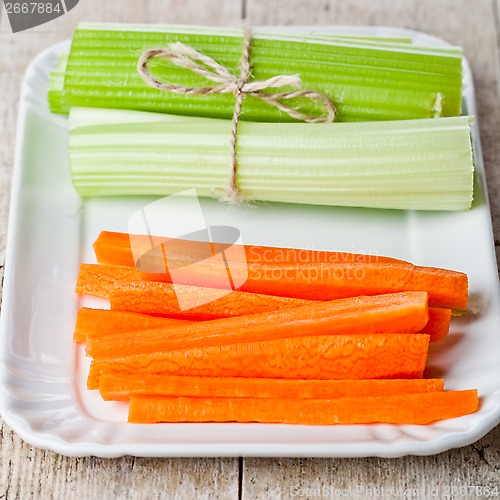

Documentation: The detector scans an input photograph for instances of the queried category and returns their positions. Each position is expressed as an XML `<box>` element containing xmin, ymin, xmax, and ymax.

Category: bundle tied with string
<box><xmin>137</xmin><ymin>27</ymin><xmax>336</xmax><ymax>204</ymax></box>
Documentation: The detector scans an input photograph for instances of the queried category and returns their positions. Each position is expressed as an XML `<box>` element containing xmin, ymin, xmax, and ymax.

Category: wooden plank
<box><xmin>242</xmin><ymin>0</ymin><xmax>500</xmax><ymax>497</ymax></box>
<box><xmin>243</xmin><ymin>438</ymin><xmax>500</xmax><ymax>498</ymax></box>
<box><xmin>0</xmin><ymin>1</ymin><xmax>241</xmax><ymax>498</ymax></box>
<box><xmin>0</xmin><ymin>444</ymin><xmax>238</xmax><ymax>500</ymax></box>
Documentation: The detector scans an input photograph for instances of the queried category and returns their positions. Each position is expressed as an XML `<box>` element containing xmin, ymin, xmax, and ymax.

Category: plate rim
<box><xmin>1</xmin><ymin>26</ymin><xmax>499</xmax><ymax>458</ymax></box>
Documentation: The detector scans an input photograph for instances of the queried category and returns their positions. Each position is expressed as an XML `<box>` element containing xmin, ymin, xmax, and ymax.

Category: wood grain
<box><xmin>0</xmin><ymin>0</ymin><xmax>499</xmax><ymax>498</ymax></box>
<box><xmin>243</xmin><ymin>441</ymin><xmax>500</xmax><ymax>498</ymax></box>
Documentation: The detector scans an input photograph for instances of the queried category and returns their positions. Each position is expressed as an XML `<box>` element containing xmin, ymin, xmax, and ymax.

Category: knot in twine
<box><xmin>137</xmin><ymin>27</ymin><xmax>336</xmax><ymax>203</ymax></box>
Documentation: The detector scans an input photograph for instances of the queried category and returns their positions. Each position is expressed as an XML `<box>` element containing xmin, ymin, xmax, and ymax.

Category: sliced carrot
<box><xmin>73</xmin><ymin>308</ymin><xmax>192</xmax><ymax>343</ymax></box>
<box><xmin>109</xmin><ymin>281</ymin><xmax>312</xmax><ymax>321</ymax></box>
<box><xmin>145</xmin><ymin>260</ymin><xmax>467</xmax><ymax>310</ymax></box>
<box><xmin>75</xmin><ymin>263</ymin><xmax>313</xmax><ymax>317</ymax></box>
<box><xmin>75</xmin><ymin>264</ymin><xmax>142</xmax><ymax>299</ymax></box>
<box><xmin>77</xmin><ymin>257</ymin><xmax>467</xmax><ymax>311</ymax></box>
<box><xmin>91</xmin><ymin>232</ymin><xmax>468</xmax><ymax>309</ymax></box>
<box><xmin>99</xmin><ymin>373</ymin><xmax>444</xmax><ymax>401</ymax></box>
<box><xmin>420</xmin><ymin>307</ymin><xmax>452</xmax><ymax>342</ymax></box>
<box><xmin>87</xmin><ymin>334</ymin><xmax>430</xmax><ymax>389</ymax></box>
<box><xmin>93</xmin><ymin>242</ymin><xmax>134</xmax><ymax>268</ymax></box>
<box><xmin>86</xmin><ymin>292</ymin><xmax>429</xmax><ymax>360</ymax></box>
<box><xmin>93</xmin><ymin>230</ymin><xmax>403</xmax><ymax>268</ymax></box>
<box><xmin>73</xmin><ymin>303</ymin><xmax>448</xmax><ymax>346</ymax></box>
<box><xmin>127</xmin><ymin>390</ymin><xmax>478</xmax><ymax>424</ymax></box>
<box><xmin>75</xmin><ymin>264</ymin><xmax>449</xmax><ymax>342</ymax></box>
<box><xmin>108</xmin><ymin>282</ymin><xmax>450</xmax><ymax>342</ymax></box>
<box><xmin>93</xmin><ymin>231</ymin><xmax>139</xmax><ymax>267</ymax></box>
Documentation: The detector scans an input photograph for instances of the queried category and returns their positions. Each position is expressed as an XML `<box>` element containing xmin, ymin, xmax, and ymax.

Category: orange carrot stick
<box><xmin>93</xmin><ymin>230</ymin><xmax>403</xmax><ymax>268</ymax></box>
<box><xmin>108</xmin><ymin>282</ymin><xmax>450</xmax><ymax>341</ymax></box>
<box><xmin>87</xmin><ymin>334</ymin><xmax>430</xmax><ymax>389</ymax></box>
<box><xmin>73</xmin><ymin>304</ymin><xmax>447</xmax><ymax>345</ymax></box>
<box><xmin>99</xmin><ymin>373</ymin><xmax>444</xmax><ymax>401</ymax></box>
<box><xmin>145</xmin><ymin>260</ymin><xmax>467</xmax><ymax>310</ymax></box>
<box><xmin>86</xmin><ymin>292</ymin><xmax>429</xmax><ymax>360</ymax></box>
<box><xmin>77</xmin><ymin>257</ymin><xmax>467</xmax><ymax>311</ymax></box>
<box><xmin>420</xmin><ymin>307</ymin><xmax>452</xmax><ymax>342</ymax></box>
<box><xmin>109</xmin><ymin>281</ymin><xmax>312</xmax><ymax>321</ymax></box>
<box><xmin>73</xmin><ymin>308</ymin><xmax>192</xmax><ymax>343</ymax></box>
<box><xmin>75</xmin><ymin>264</ymin><xmax>313</xmax><ymax>318</ymax></box>
<box><xmin>127</xmin><ymin>390</ymin><xmax>479</xmax><ymax>424</ymax></box>
<box><xmin>75</xmin><ymin>264</ymin><xmax>449</xmax><ymax>340</ymax></box>
<box><xmin>75</xmin><ymin>264</ymin><xmax>142</xmax><ymax>299</ymax></box>
<box><xmin>75</xmin><ymin>265</ymin><xmax>449</xmax><ymax>342</ymax></box>
<box><xmin>92</xmin><ymin>232</ymin><xmax>468</xmax><ymax>310</ymax></box>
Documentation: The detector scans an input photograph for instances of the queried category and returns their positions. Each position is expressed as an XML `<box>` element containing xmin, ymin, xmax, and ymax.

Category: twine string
<box><xmin>137</xmin><ymin>27</ymin><xmax>336</xmax><ymax>203</ymax></box>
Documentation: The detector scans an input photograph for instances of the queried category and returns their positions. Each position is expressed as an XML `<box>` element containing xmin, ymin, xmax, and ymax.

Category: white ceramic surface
<box><xmin>1</xmin><ymin>27</ymin><xmax>499</xmax><ymax>458</ymax></box>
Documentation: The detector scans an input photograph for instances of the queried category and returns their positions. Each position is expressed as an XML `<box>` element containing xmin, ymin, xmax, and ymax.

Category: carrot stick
<box><xmin>109</xmin><ymin>281</ymin><xmax>312</xmax><ymax>320</ymax></box>
<box><xmin>108</xmin><ymin>282</ymin><xmax>450</xmax><ymax>342</ymax></box>
<box><xmin>75</xmin><ymin>263</ymin><xmax>314</xmax><ymax>318</ymax></box>
<box><xmin>75</xmin><ymin>264</ymin><xmax>142</xmax><ymax>299</ymax></box>
<box><xmin>99</xmin><ymin>373</ymin><xmax>444</xmax><ymax>401</ymax></box>
<box><xmin>92</xmin><ymin>232</ymin><xmax>468</xmax><ymax>309</ymax></box>
<box><xmin>127</xmin><ymin>390</ymin><xmax>479</xmax><ymax>424</ymax></box>
<box><xmin>77</xmin><ymin>255</ymin><xmax>467</xmax><ymax>310</ymax></box>
<box><xmin>73</xmin><ymin>308</ymin><xmax>192</xmax><ymax>343</ymax></box>
<box><xmin>77</xmin><ymin>257</ymin><xmax>467</xmax><ymax>311</ymax></box>
<box><xmin>75</xmin><ymin>265</ymin><xmax>448</xmax><ymax>342</ymax></box>
<box><xmin>420</xmin><ymin>307</ymin><xmax>452</xmax><ymax>342</ymax></box>
<box><xmin>93</xmin><ymin>230</ymin><xmax>403</xmax><ymax>268</ymax></box>
<box><xmin>87</xmin><ymin>334</ymin><xmax>430</xmax><ymax>389</ymax></box>
<box><xmin>74</xmin><ymin>304</ymin><xmax>447</xmax><ymax>345</ymax></box>
<box><xmin>145</xmin><ymin>260</ymin><xmax>467</xmax><ymax>310</ymax></box>
<box><xmin>75</xmin><ymin>265</ymin><xmax>449</xmax><ymax>341</ymax></box>
<box><xmin>108</xmin><ymin>281</ymin><xmax>309</xmax><ymax>319</ymax></box>
<box><xmin>86</xmin><ymin>292</ymin><xmax>429</xmax><ymax>360</ymax></box>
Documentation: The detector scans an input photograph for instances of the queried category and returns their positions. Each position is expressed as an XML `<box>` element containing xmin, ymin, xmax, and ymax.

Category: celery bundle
<box><xmin>51</xmin><ymin>23</ymin><xmax>463</xmax><ymax>122</ymax></box>
<box><xmin>68</xmin><ymin>108</ymin><xmax>474</xmax><ymax>210</ymax></box>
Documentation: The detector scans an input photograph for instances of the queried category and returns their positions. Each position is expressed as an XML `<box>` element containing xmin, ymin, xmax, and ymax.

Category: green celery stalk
<box><xmin>48</xmin><ymin>54</ymin><xmax>70</xmax><ymax>114</ymax></box>
<box><xmin>52</xmin><ymin>23</ymin><xmax>462</xmax><ymax>121</ymax></box>
<box><xmin>308</xmin><ymin>35</ymin><xmax>414</xmax><ymax>44</ymax></box>
<box><xmin>47</xmin><ymin>36</ymin><xmax>412</xmax><ymax>112</ymax></box>
<box><xmin>255</xmin><ymin>32</ymin><xmax>415</xmax><ymax>44</ymax></box>
<box><xmin>68</xmin><ymin>107</ymin><xmax>474</xmax><ymax>211</ymax></box>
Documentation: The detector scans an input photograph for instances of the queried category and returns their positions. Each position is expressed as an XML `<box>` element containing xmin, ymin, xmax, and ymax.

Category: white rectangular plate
<box><xmin>1</xmin><ymin>26</ymin><xmax>500</xmax><ymax>458</ymax></box>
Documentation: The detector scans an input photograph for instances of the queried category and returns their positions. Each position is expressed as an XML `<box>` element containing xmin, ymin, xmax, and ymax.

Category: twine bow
<box><xmin>137</xmin><ymin>27</ymin><xmax>336</xmax><ymax>203</ymax></box>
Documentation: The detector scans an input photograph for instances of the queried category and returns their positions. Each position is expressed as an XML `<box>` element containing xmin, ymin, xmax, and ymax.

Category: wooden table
<box><xmin>0</xmin><ymin>1</ymin><xmax>499</xmax><ymax>497</ymax></box>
